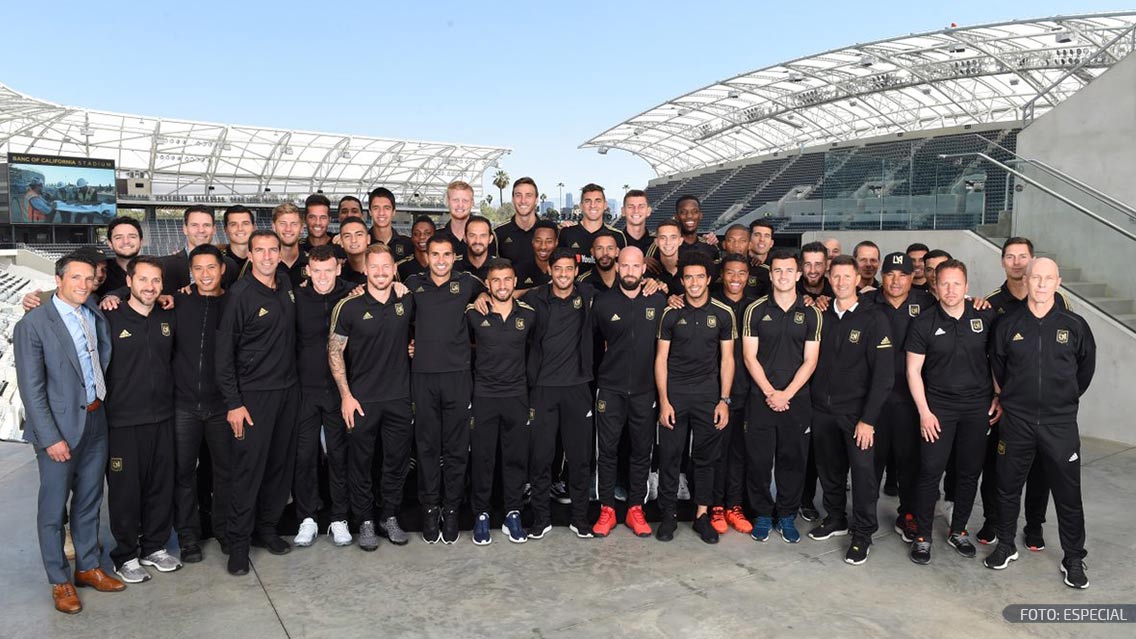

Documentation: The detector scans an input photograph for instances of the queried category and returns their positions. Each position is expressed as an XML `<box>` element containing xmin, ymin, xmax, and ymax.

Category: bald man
<box><xmin>985</xmin><ymin>258</ymin><xmax>1096</xmax><ymax>590</ymax></box>
<box><xmin>822</xmin><ymin>238</ymin><xmax>841</xmax><ymax>261</ymax></box>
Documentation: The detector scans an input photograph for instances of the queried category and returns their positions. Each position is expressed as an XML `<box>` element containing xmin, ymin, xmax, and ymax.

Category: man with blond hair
<box><xmin>441</xmin><ymin>180</ymin><xmax>496</xmax><ymax>259</ymax></box>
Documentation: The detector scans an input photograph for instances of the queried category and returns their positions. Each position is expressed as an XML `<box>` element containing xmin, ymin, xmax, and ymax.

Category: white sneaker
<box><xmin>647</xmin><ymin>471</ymin><xmax>659</xmax><ymax>502</ymax></box>
<box><xmin>116</xmin><ymin>558</ymin><xmax>151</xmax><ymax>583</ymax></box>
<box><xmin>294</xmin><ymin>517</ymin><xmax>318</xmax><ymax>547</ymax></box>
<box><xmin>677</xmin><ymin>473</ymin><xmax>691</xmax><ymax>501</ymax></box>
<box><xmin>139</xmin><ymin>549</ymin><xmax>182</xmax><ymax>572</ymax></box>
<box><xmin>328</xmin><ymin>520</ymin><xmax>352</xmax><ymax>546</ymax></box>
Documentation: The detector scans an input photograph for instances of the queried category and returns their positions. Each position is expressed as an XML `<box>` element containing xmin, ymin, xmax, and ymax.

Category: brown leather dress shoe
<box><xmin>52</xmin><ymin>583</ymin><xmax>82</xmax><ymax>614</ymax></box>
<box><xmin>75</xmin><ymin>568</ymin><xmax>127</xmax><ymax>592</ymax></box>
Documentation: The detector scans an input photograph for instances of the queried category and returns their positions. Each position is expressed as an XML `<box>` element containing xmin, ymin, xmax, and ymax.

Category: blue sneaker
<box><xmin>473</xmin><ymin>512</ymin><xmax>491</xmax><ymax>546</ymax></box>
<box><xmin>751</xmin><ymin>516</ymin><xmax>773</xmax><ymax>542</ymax></box>
<box><xmin>778</xmin><ymin>516</ymin><xmax>801</xmax><ymax>543</ymax></box>
<box><xmin>501</xmin><ymin>510</ymin><xmax>527</xmax><ymax>544</ymax></box>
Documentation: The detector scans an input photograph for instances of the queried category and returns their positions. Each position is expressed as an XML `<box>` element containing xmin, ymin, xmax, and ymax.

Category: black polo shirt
<box><xmin>905</xmin><ymin>301</ymin><xmax>995</xmax><ymax>411</ymax></box>
<box><xmin>397</xmin><ymin>255</ymin><xmax>428</xmax><ymax>282</ymax></box>
<box><xmin>986</xmin><ymin>279</ymin><xmax>1070</xmax><ymax>320</ymax></box>
<box><xmin>514</xmin><ymin>260</ymin><xmax>551</xmax><ymax>289</ymax></box>
<box><xmin>742</xmin><ymin>293</ymin><xmax>821</xmax><ymax>394</ymax></box>
<box><xmin>530</xmin><ymin>288</ymin><xmax>590</xmax><ymax>387</ymax></box>
<box><xmin>797</xmin><ymin>277</ymin><xmax>834</xmax><ymax>301</ymax></box>
<box><xmin>495</xmin><ymin>216</ymin><xmax>537</xmax><ymax>266</ymax></box>
<box><xmin>460</xmin><ymin>257</ymin><xmax>492</xmax><ymax>283</ymax></box>
<box><xmin>215</xmin><ymin>272</ymin><xmax>298</xmax><ymax>410</ymax></box>
<box><xmin>221</xmin><ymin>245</ymin><xmax>249</xmax><ymax>275</ymax></box>
<box><xmin>105</xmin><ymin>303</ymin><xmax>175</xmax><ymax>427</ymax></box>
<box><xmin>811</xmin><ymin>302</ymin><xmax>894</xmax><ymax>425</ymax></box>
<box><xmin>652</xmin><ymin>266</ymin><xmax>685</xmax><ymax>297</ymax></box>
<box><xmin>278</xmin><ymin>252</ymin><xmax>308</xmax><ymax>288</ymax></box>
<box><xmin>863</xmin><ymin>288</ymin><xmax>935</xmax><ymax>401</ymax></box>
<box><xmin>295</xmin><ymin>278</ymin><xmax>354</xmax><ymax>393</ymax></box>
<box><xmin>593</xmin><ymin>289</ymin><xmax>668</xmax><ymax>395</ymax></box>
<box><xmin>714</xmin><ymin>292</ymin><xmax>759</xmax><ymax>405</ymax></box>
<box><xmin>658</xmin><ymin>298</ymin><xmax>736</xmax><ymax>397</ymax></box>
<box><xmin>576</xmin><ymin>269</ymin><xmax>615</xmax><ymax>293</ymax></box>
<box><xmin>467</xmin><ymin>301</ymin><xmax>536</xmax><ymax>398</ymax></box>
<box><xmin>331</xmin><ymin>290</ymin><xmax>414</xmax><ymax>402</ymax></box>
<box><xmin>369</xmin><ymin>228</ymin><xmax>415</xmax><ymax>263</ymax></box>
<box><xmin>340</xmin><ymin>260</ymin><xmax>368</xmax><ymax>286</ymax></box>
<box><xmin>404</xmin><ymin>271</ymin><xmax>483</xmax><ymax>374</ymax></box>
<box><xmin>299</xmin><ymin>237</ymin><xmax>347</xmax><ymax>260</ymax></box>
<box><xmin>99</xmin><ymin>257</ymin><xmax>128</xmax><ymax>296</ymax></box>
<box><xmin>559</xmin><ymin>223</ymin><xmax>626</xmax><ymax>266</ymax></box>
<box><xmin>623</xmin><ymin>228</ymin><xmax>654</xmax><ymax>254</ymax></box>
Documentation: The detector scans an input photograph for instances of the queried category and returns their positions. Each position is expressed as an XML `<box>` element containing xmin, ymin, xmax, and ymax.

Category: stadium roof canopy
<box><xmin>0</xmin><ymin>83</ymin><xmax>510</xmax><ymax>203</ymax></box>
<box><xmin>582</xmin><ymin>12</ymin><xmax>1136</xmax><ymax>175</ymax></box>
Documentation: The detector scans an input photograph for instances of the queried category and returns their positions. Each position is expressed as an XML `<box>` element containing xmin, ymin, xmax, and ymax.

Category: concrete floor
<box><xmin>1</xmin><ymin>437</ymin><xmax>1133</xmax><ymax>639</ymax></box>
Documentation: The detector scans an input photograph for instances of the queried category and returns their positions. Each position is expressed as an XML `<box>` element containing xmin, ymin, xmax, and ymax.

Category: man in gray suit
<box><xmin>15</xmin><ymin>252</ymin><xmax>127</xmax><ymax>614</ymax></box>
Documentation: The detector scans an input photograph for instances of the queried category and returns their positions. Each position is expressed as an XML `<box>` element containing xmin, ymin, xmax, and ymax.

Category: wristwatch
<box><xmin>719</xmin><ymin>397</ymin><xmax>731</xmax><ymax>406</ymax></box>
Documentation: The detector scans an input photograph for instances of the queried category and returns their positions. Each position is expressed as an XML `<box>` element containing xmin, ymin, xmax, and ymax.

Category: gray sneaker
<box><xmin>139</xmin><ymin>549</ymin><xmax>182</xmax><ymax>573</ymax></box>
<box><xmin>358</xmin><ymin>521</ymin><xmax>380</xmax><ymax>552</ymax></box>
<box><xmin>115</xmin><ymin>558</ymin><xmax>152</xmax><ymax>583</ymax></box>
<box><xmin>379</xmin><ymin>516</ymin><xmax>409</xmax><ymax>546</ymax></box>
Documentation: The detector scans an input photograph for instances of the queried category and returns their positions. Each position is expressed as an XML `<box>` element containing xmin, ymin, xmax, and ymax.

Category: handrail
<box><xmin>939</xmin><ymin>152</ymin><xmax>1136</xmax><ymax>244</ymax></box>
<box><xmin>1021</xmin><ymin>23</ymin><xmax>1136</xmax><ymax>126</ymax></box>
<box><xmin>976</xmin><ymin>134</ymin><xmax>1136</xmax><ymax>223</ymax></box>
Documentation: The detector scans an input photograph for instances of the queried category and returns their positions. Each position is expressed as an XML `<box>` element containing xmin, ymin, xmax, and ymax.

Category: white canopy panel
<box><xmin>583</xmin><ymin>12</ymin><xmax>1136</xmax><ymax>175</ymax></box>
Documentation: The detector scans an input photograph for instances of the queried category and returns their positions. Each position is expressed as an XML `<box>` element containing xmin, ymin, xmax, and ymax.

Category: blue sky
<box><xmin>3</xmin><ymin>1</ymin><xmax>1124</xmax><ymax>209</ymax></box>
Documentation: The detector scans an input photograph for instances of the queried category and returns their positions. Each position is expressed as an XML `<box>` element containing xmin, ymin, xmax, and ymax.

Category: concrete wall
<box><xmin>801</xmin><ymin>229</ymin><xmax>1136</xmax><ymax>445</ymax></box>
<box><xmin>1016</xmin><ymin>51</ymin><xmax>1136</xmax><ymax>304</ymax></box>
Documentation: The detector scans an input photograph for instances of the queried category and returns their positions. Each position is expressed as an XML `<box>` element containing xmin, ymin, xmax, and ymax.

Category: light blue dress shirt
<box><xmin>51</xmin><ymin>295</ymin><xmax>98</xmax><ymax>404</ymax></box>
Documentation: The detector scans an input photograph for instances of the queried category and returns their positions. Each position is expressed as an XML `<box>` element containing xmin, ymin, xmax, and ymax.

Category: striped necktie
<box><xmin>76</xmin><ymin>308</ymin><xmax>106</xmax><ymax>401</ymax></box>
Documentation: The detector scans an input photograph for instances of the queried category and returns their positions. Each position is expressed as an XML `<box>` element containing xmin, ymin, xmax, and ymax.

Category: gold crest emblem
<box><xmin>849</xmin><ymin>329</ymin><xmax>861</xmax><ymax>343</ymax></box>
<box><xmin>449</xmin><ymin>282</ymin><xmax>461</xmax><ymax>295</ymax></box>
<box><xmin>793</xmin><ymin>311</ymin><xmax>805</xmax><ymax>325</ymax></box>
<box><xmin>528</xmin><ymin>408</ymin><xmax>536</xmax><ymax>422</ymax></box>
<box><xmin>110</xmin><ymin>458</ymin><xmax>123</xmax><ymax>472</ymax></box>
<box><xmin>997</xmin><ymin>440</ymin><xmax>1006</xmax><ymax>455</ymax></box>
<box><xmin>970</xmin><ymin>319</ymin><xmax>984</xmax><ymax>333</ymax></box>
<box><xmin>515</xmin><ymin>317</ymin><xmax>525</xmax><ymax>330</ymax></box>
<box><xmin>1056</xmin><ymin>329</ymin><xmax>1069</xmax><ymax>344</ymax></box>
<box><xmin>160</xmin><ymin>322</ymin><xmax>171</xmax><ymax>337</ymax></box>
<box><xmin>597</xmin><ymin>400</ymin><xmax>607</xmax><ymax>413</ymax></box>
<box><xmin>572</xmin><ymin>297</ymin><xmax>582</xmax><ymax>309</ymax></box>
<box><xmin>748</xmin><ymin>276</ymin><xmax>757</xmax><ymax>287</ymax></box>
<box><xmin>646</xmin><ymin>307</ymin><xmax>656</xmax><ymax>321</ymax></box>
<box><xmin>908</xmin><ymin>304</ymin><xmax>920</xmax><ymax>317</ymax></box>
<box><xmin>394</xmin><ymin>303</ymin><xmax>405</xmax><ymax>316</ymax></box>
<box><xmin>707</xmin><ymin>315</ymin><xmax>718</xmax><ymax>329</ymax></box>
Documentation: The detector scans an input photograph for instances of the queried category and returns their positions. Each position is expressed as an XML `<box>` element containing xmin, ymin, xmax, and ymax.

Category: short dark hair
<box><xmin>412</xmin><ymin>215</ymin><xmax>437</xmax><ymax>230</ymax></box>
<box><xmin>339</xmin><ymin>216</ymin><xmax>368</xmax><ymax>234</ymax></box>
<box><xmin>338</xmin><ymin>195</ymin><xmax>363</xmax><ymax>211</ymax></box>
<box><xmin>1001</xmin><ymin>236</ymin><xmax>1034</xmax><ymax>258</ymax></box>
<box><xmin>248</xmin><ymin>229</ymin><xmax>281</xmax><ymax>249</ymax></box>
<box><xmin>925</xmin><ymin>248</ymin><xmax>953</xmax><ymax>261</ymax></box>
<box><xmin>55</xmin><ymin>251</ymin><xmax>98</xmax><ymax>278</ymax></box>
<box><xmin>936</xmin><ymin>258</ymin><xmax>968</xmax><ymax>281</ymax></box>
<box><xmin>679</xmin><ymin>251</ymin><xmax>714</xmax><ymax>278</ymax></box>
<box><xmin>906</xmin><ymin>242</ymin><xmax>930</xmax><ymax>254</ymax></box>
<box><xmin>675</xmin><ymin>195</ymin><xmax>700</xmax><ymax>212</ymax></box>
<box><xmin>223</xmin><ymin>205</ymin><xmax>254</xmax><ymax>227</ymax></box>
<box><xmin>126</xmin><ymin>255</ymin><xmax>164</xmax><ymax>278</ymax></box>
<box><xmin>591</xmin><ymin>229</ymin><xmax>618</xmax><ymax>245</ymax></box>
<box><xmin>724</xmin><ymin>224</ymin><xmax>748</xmax><ymax>236</ymax></box>
<box><xmin>189</xmin><ymin>243</ymin><xmax>224</xmax><ymax>265</ymax></box>
<box><xmin>485</xmin><ymin>257</ymin><xmax>515</xmax><ymax>277</ymax></box>
<box><xmin>184</xmin><ymin>205</ymin><xmax>214</xmax><ymax>224</ymax></box>
<box><xmin>107</xmin><ymin>216</ymin><xmax>143</xmax><ymax>239</ymax></box>
<box><xmin>719</xmin><ymin>253</ymin><xmax>750</xmax><ymax>271</ymax></box>
<box><xmin>304</xmin><ymin>194</ymin><xmax>332</xmax><ymax>213</ymax></box>
<box><xmin>749</xmin><ymin>219</ymin><xmax>774</xmax><ymax>234</ymax></box>
<box><xmin>623</xmin><ymin>189</ymin><xmax>648</xmax><ymax>205</ymax></box>
<box><xmin>656</xmin><ymin>218</ymin><xmax>681</xmax><ymax>234</ymax></box>
<box><xmin>549</xmin><ymin>247</ymin><xmax>577</xmax><ymax>266</ymax></box>
<box><xmin>768</xmin><ymin>248</ymin><xmax>801</xmax><ymax>270</ymax></box>
<box><xmin>829</xmin><ymin>254</ymin><xmax>857</xmax><ymax>270</ymax></box>
<box><xmin>853</xmin><ymin>240</ymin><xmax>880</xmax><ymax>258</ymax></box>
<box><xmin>581</xmin><ymin>183</ymin><xmax>605</xmax><ymax>198</ymax></box>
<box><xmin>426</xmin><ymin>234</ymin><xmax>456</xmax><ymax>252</ymax></box>
<box><xmin>303</xmin><ymin>244</ymin><xmax>335</xmax><ymax>263</ymax></box>
<box><xmin>532</xmin><ymin>219</ymin><xmax>558</xmax><ymax>236</ymax></box>
<box><xmin>466</xmin><ymin>215</ymin><xmax>492</xmax><ymax>233</ymax></box>
<box><xmin>368</xmin><ymin>187</ymin><xmax>396</xmax><ymax>210</ymax></box>
<box><xmin>512</xmin><ymin>177</ymin><xmax>537</xmax><ymax>194</ymax></box>
<box><xmin>800</xmin><ymin>241</ymin><xmax>827</xmax><ymax>259</ymax></box>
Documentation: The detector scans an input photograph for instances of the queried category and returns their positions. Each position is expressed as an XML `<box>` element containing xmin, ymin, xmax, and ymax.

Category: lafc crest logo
<box><xmin>908</xmin><ymin>304</ymin><xmax>921</xmax><ymax>317</ymax></box>
<box><xmin>597</xmin><ymin>399</ymin><xmax>607</xmax><ymax>413</ymax></box>
<box><xmin>849</xmin><ymin>329</ymin><xmax>861</xmax><ymax>343</ymax></box>
<box><xmin>707</xmin><ymin>315</ymin><xmax>718</xmax><ymax>329</ymax></box>
<box><xmin>110</xmin><ymin>457</ymin><xmax>123</xmax><ymax>472</ymax></box>
<box><xmin>1056</xmin><ymin>329</ymin><xmax>1069</xmax><ymax>344</ymax></box>
<box><xmin>970</xmin><ymin>319</ymin><xmax>984</xmax><ymax>333</ymax></box>
<box><xmin>794</xmin><ymin>311</ymin><xmax>805</xmax><ymax>325</ymax></box>
<box><xmin>515</xmin><ymin>317</ymin><xmax>525</xmax><ymax>330</ymax></box>
<box><xmin>645</xmin><ymin>308</ymin><xmax>656</xmax><ymax>321</ymax></box>
<box><xmin>528</xmin><ymin>408</ymin><xmax>536</xmax><ymax>422</ymax></box>
<box><xmin>160</xmin><ymin>322</ymin><xmax>171</xmax><ymax>337</ymax></box>
<box><xmin>572</xmin><ymin>297</ymin><xmax>582</xmax><ymax>310</ymax></box>
<box><xmin>449</xmin><ymin>282</ymin><xmax>461</xmax><ymax>295</ymax></box>
<box><xmin>394</xmin><ymin>303</ymin><xmax>405</xmax><ymax>316</ymax></box>
<box><xmin>748</xmin><ymin>276</ymin><xmax>758</xmax><ymax>287</ymax></box>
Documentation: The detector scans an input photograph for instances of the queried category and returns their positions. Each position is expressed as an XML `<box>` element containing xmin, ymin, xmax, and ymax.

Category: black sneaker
<box><xmin>844</xmin><ymin>538</ymin><xmax>870</xmax><ymax>565</ymax></box>
<box><xmin>656</xmin><ymin>513</ymin><xmax>678</xmax><ymax>542</ymax></box>
<box><xmin>808</xmin><ymin>518</ymin><xmax>849</xmax><ymax>541</ymax></box>
<box><xmin>528</xmin><ymin>516</ymin><xmax>552</xmax><ymax>540</ymax></box>
<box><xmin>1024</xmin><ymin>525</ymin><xmax>1046</xmax><ymax>551</ymax></box>
<box><xmin>984</xmin><ymin>542</ymin><xmax>1019</xmax><ymax>570</ymax></box>
<box><xmin>181</xmin><ymin>544</ymin><xmax>203</xmax><ymax>564</ymax></box>
<box><xmin>947</xmin><ymin>530</ymin><xmax>977</xmax><ymax>558</ymax></box>
<box><xmin>422</xmin><ymin>506</ymin><xmax>441</xmax><ymax>544</ymax></box>
<box><xmin>227</xmin><ymin>549</ymin><xmax>249</xmax><ymax>576</ymax></box>
<box><xmin>975</xmin><ymin>522</ymin><xmax>997</xmax><ymax>545</ymax></box>
<box><xmin>551</xmin><ymin>481</ymin><xmax>571</xmax><ymax>505</ymax></box>
<box><xmin>569</xmin><ymin>522</ymin><xmax>594</xmax><ymax>539</ymax></box>
<box><xmin>894</xmin><ymin>514</ymin><xmax>916</xmax><ymax>544</ymax></box>
<box><xmin>441</xmin><ymin>508</ymin><xmax>460</xmax><ymax>544</ymax></box>
<box><xmin>1060</xmin><ymin>558</ymin><xmax>1089</xmax><ymax>589</ymax></box>
<box><xmin>693</xmin><ymin>513</ymin><xmax>720</xmax><ymax>544</ymax></box>
<box><xmin>910</xmin><ymin>538</ymin><xmax>932</xmax><ymax>565</ymax></box>
<box><xmin>251</xmin><ymin>533</ymin><xmax>291</xmax><ymax>555</ymax></box>
<box><xmin>799</xmin><ymin>504</ymin><xmax>820</xmax><ymax>522</ymax></box>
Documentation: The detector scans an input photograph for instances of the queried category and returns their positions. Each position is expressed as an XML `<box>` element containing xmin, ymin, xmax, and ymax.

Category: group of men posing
<box><xmin>15</xmin><ymin>177</ymin><xmax>1098</xmax><ymax>615</ymax></box>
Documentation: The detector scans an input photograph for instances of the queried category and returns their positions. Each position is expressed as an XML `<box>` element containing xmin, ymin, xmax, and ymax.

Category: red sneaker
<box><xmin>726</xmin><ymin>505</ymin><xmax>753</xmax><ymax>534</ymax></box>
<box><xmin>593</xmin><ymin>505</ymin><xmax>617</xmax><ymax>537</ymax></box>
<box><xmin>710</xmin><ymin>506</ymin><xmax>729</xmax><ymax>534</ymax></box>
<box><xmin>625</xmin><ymin>505</ymin><xmax>652</xmax><ymax>537</ymax></box>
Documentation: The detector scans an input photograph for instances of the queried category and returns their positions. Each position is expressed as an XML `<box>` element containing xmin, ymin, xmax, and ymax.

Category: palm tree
<box><xmin>557</xmin><ymin>182</ymin><xmax>565</xmax><ymax>210</ymax></box>
<box><xmin>492</xmin><ymin>170</ymin><xmax>510</xmax><ymax>205</ymax></box>
<box><xmin>622</xmin><ymin>184</ymin><xmax>630</xmax><ymax>192</ymax></box>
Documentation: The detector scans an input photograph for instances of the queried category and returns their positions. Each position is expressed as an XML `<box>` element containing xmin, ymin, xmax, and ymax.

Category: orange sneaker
<box><xmin>710</xmin><ymin>506</ymin><xmax>729</xmax><ymax>534</ymax></box>
<box><xmin>726</xmin><ymin>505</ymin><xmax>753</xmax><ymax>534</ymax></box>
<box><xmin>593</xmin><ymin>505</ymin><xmax>617</xmax><ymax>537</ymax></box>
<box><xmin>625</xmin><ymin>505</ymin><xmax>652</xmax><ymax>537</ymax></box>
